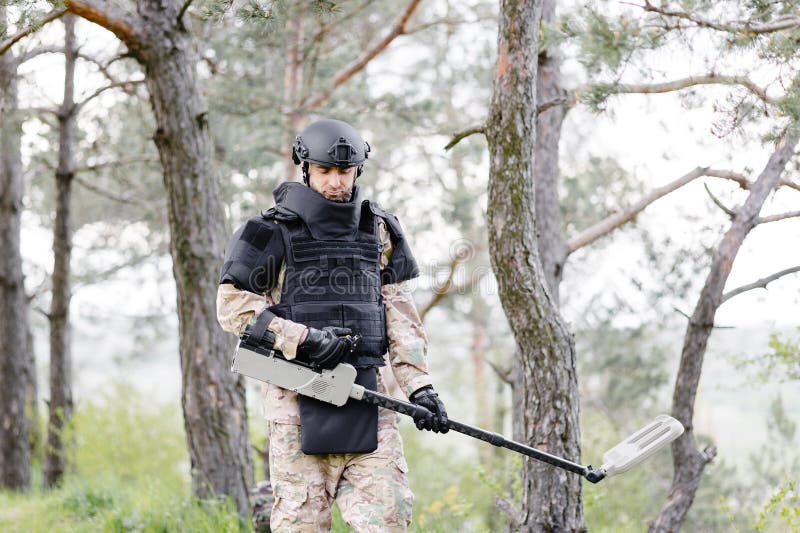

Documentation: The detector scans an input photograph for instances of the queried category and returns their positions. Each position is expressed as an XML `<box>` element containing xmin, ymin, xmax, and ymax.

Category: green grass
<box><xmin>0</xmin><ymin>383</ymin><xmax>243</xmax><ymax>533</ymax></box>
<box><xmin>4</xmin><ymin>387</ymin><xmax>793</xmax><ymax>532</ymax></box>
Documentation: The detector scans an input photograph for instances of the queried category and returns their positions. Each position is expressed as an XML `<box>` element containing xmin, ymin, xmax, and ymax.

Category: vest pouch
<box><xmin>298</xmin><ymin>367</ymin><xmax>378</xmax><ymax>454</ymax></box>
<box><xmin>342</xmin><ymin>302</ymin><xmax>387</xmax><ymax>359</ymax></box>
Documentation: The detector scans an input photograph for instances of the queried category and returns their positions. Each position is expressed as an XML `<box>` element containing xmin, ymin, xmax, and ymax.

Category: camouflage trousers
<box><xmin>269</xmin><ymin>408</ymin><xmax>413</xmax><ymax>532</ymax></box>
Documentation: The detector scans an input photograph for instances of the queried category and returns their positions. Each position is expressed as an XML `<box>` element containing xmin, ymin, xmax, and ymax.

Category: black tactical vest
<box><xmin>265</xmin><ymin>182</ymin><xmax>387</xmax><ymax>368</ymax></box>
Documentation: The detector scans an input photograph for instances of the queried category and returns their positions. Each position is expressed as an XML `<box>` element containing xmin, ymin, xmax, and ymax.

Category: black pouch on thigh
<box><xmin>298</xmin><ymin>367</ymin><xmax>378</xmax><ymax>454</ymax></box>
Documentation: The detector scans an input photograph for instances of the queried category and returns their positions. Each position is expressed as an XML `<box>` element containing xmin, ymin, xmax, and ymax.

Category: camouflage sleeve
<box><xmin>268</xmin><ymin>317</ymin><xmax>308</xmax><ymax>359</ymax></box>
<box><xmin>383</xmin><ymin>280</ymin><xmax>432</xmax><ymax>398</ymax></box>
<box><xmin>216</xmin><ymin>283</ymin><xmax>307</xmax><ymax>358</ymax></box>
<box><xmin>216</xmin><ymin>283</ymin><xmax>266</xmax><ymax>335</ymax></box>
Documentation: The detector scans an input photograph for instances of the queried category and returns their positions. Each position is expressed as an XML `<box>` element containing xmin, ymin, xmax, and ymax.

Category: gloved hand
<box><xmin>296</xmin><ymin>326</ymin><xmax>357</xmax><ymax>369</ymax></box>
<box><xmin>409</xmin><ymin>385</ymin><xmax>449</xmax><ymax>433</ymax></box>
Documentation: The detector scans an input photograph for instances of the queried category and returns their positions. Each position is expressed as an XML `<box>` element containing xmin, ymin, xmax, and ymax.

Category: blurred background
<box><xmin>1</xmin><ymin>0</ymin><xmax>799</xmax><ymax>531</ymax></box>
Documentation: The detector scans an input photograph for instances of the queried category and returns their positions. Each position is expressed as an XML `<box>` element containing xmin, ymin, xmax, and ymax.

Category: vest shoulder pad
<box><xmin>262</xmin><ymin>205</ymin><xmax>300</xmax><ymax>223</ymax></box>
<box><xmin>367</xmin><ymin>201</ymin><xmax>420</xmax><ymax>285</ymax></box>
<box><xmin>219</xmin><ymin>215</ymin><xmax>285</xmax><ymax>294</ymax></box>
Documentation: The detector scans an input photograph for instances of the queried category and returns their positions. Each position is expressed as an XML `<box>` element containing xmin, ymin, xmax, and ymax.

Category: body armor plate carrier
<box><xmin>266</xmin><ymin>182</ymin><xmax>391</xmax><ymax>368</ymax></box>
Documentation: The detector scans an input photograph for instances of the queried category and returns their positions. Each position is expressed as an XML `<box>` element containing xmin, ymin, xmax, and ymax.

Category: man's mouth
<box><xmin>324</xmin><ymin>190</ymin><xmax>348</xmax><ymax>200</ymax></box>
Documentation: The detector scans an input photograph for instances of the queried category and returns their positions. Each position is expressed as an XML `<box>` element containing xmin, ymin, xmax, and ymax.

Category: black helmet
<box><xmin>292</xmin><ymin>119</ymin><xmax>370</xmax><ymax>183</ymax></box>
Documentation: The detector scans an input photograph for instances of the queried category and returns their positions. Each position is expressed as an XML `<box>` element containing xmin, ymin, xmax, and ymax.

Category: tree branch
<box><xmin>76</xmin><ymin>52</ymin><xmax>140</xmax><ymax>94</ymax></box>
<box><xmin>404</xmin><ymin>14</ymin><xmax>497</xmax><ymax>35</ymax></box>
<box><xmin>606</xmin><ymin>74</ymin><xmax>775</xmax><ymax>105</ymax></box>
<box><xmin>65</xmin><ymin>1</ymin><xmax>143</xmax><ymax>54</ymax></box>
<box><xmin>18</xmin><ymin>106</ymin><xmax>58</xmax><ymax>116</ymax></box>
<box><xmin>567</xmin><ymin>167</ymin><xmax>708</xmax><ymax>254</ymax></box>
<box><xmin>444</xmin><ymin>125</ymin><xmax>486</xmax><ymax>150</ymax></box>
<box><xmin>495</xmin><ymin>496</ymin><xmax>524</xmax><ymax>530</ymax></box>
<box><xmin>757</xmin><ymin>210</ymin><xmax>800</xmax><ymax>224</ymax></box>
<box><xmin>721</xmin><ymin>266</ymin><xmax>800</xmax><ymax>303</ymax></box>
<box><xmin>73</xmin><ymin>156</ymin><xmax>159</xmax><ymax>174</ymax></box>
<box><xmin>299</xmin><ymin>0</ymin><xmax>421</xmax><ymax>110</ymax></box>
<box><xmin>705</xmin><ymin>168</ymin><xmax>800</xmax><ymax>193</ymax></box>
<box><xmin>73</xmin><ymin>175</ymin><xmax>146</xmax><ymax>206</ymax></box>
<box><xmin>0</xmin><ymin>8</ymin><xmax>67</xmax><ymax>57</ymax></box>
<box><xmin>178</xmin><ymin>0</ymin><xmax>194</xmax><ymax>24</ymax></box>
<box><xmin>640</xmin><ymin>1</ymin><xmax>800</xmax><ymax>35</ymax></box>
<box><xmin>419</xmin><ymin>243</ymin><xmax>486</xmax><ymax>320</ymax></box>
<box><xmin>703</xmin><ymin>182</ymin><xmax>736</xmax><ymax>218</ymax></box>
<box><xmin>486</xmin><ymin>359</ymin><xmax>513</xmax><ymax>386</ymax></box>
<box><xmin>75</xmin><ymin>79</ymin><xmax>146</xmax><ymax>110</ymax></box>
<box><xmin>537</xmin><ymin>96</ymin><xmax>575</xmax><ymax>114</ymax></box>
<box><xmin>14</xmin><ymin>45</ymin><xmax>63</xmax><ymax>65</ymax></box>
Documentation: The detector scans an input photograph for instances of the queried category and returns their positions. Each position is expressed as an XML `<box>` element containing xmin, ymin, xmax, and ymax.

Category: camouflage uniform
<box><xmin>217</xmin><ymin>219</ymin><xmax>430</xmax><ymax>532</ymax></box>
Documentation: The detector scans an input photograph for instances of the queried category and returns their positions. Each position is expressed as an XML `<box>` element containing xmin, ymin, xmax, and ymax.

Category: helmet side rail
<box><xmin>231</xmin><ymin>342</ymin><xmax>684</xmax><ymax>484</ymax></box>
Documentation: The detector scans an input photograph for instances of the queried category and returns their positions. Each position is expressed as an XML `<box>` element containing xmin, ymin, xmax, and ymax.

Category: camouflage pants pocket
<box><xmin>271</xmin><ymin>481</ymin><xmax>311</xmax><ymax>532</ymax></box>
<box><xmin>337</xmin><ymin>451</ymin><xmax>413</xmax><ymax>532</ymax></box>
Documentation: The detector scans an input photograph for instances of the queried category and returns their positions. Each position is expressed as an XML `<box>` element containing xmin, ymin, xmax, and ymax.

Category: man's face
<box><xmin>308</xmin><ymin>163</ymin><xmax>357</xmax><ymax>202</ymax></box>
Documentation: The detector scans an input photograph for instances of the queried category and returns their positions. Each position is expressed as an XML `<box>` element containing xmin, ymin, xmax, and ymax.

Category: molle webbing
<box><xmin>269</xmin><ymin>201</ymin><xmax>387</xmax><ymax>367</ymax></box>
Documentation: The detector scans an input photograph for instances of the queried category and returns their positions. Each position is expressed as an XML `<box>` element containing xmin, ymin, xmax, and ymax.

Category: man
<box><xmin>216</xmin><ymin>118</ymin><xmax>448</xmax><ymax>532</ymax></box>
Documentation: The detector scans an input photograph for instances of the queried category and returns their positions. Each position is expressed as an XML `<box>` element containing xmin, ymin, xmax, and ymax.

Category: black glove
<box><xmin>409</xmin><ymin>385</ymin><xmax>449</xmax><ymax>433</ymax></box>
<box><xmin>296</xmin><ymin>326</ymin><xmax>356</xmax><ymax>369</ymax></box>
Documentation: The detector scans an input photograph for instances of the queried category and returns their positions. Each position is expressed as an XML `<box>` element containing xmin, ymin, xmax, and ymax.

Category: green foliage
<box><xmin>0</xmin><ymin>1</ymin><xmax>57</xmax><ymax>41</ymax></box>
<box><xmin>764</xmin><ymin>330</ymin><xmax>800</xmax><ymax>381</ymax></box>
<box><xmin>558</xmin><ymin>0</ymin><xmax>800</xmax><ymax>130</ymax></box>
<box><xmin>738</xmin><ymin>329</ymin><xmax>800</xmax><ymax>382</ymax></box>
<box><xmin>400</xmin><ymin>425</ymin><xmax>514</xmax><ymax>531</ymax></box>
<box><xmin>0</xmin><ymin>383</ymin><xmax>244</xmax><ymax>533</ymax></box>
<box><xmin>754</xmin><ymin>479</ymin><xmax>800</xmax><ymax>532</ymax></box>
<box><xmin>199</xmin><ymin>0</ymin><xmax>235</xmax><ymax>22</ymax></box>
<box><xmin>235</xmin><ymin>1</ymin><xmax>277</xmax><ymax>26</ymax></box>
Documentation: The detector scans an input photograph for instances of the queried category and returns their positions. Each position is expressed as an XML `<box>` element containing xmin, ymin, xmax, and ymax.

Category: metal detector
<box><xmin>231</xmin><ymin>342</ymin><xmax>683</xmax><ymax>483</ymax></box>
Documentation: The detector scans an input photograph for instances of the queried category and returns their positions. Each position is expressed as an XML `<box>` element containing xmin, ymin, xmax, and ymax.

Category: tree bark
<box><xmin>44</xmin><ymin>13</ymin><xmax>77</xmax><ymax>489</ymax></box>
<box><xmin>0</xmin><ymin>5</ymin><xmax>32</xmax><ymax>491</ymax></box>
<box><xmin>66</xmin><ymin>0</ymin><xmax>254</xmax><ymax>519</ymax></box>
<box><xmin>534</xmin><ymin>0</ymin><xmax>569</xmax><ymax>302</ymax></box>
<box><xmin>25</xmin><ymin>319</ymin><xmax>39</xmax><ymax>460</ymax></box>
<box><xmin>649</xmin><ymin>128</ymin><xmax>800</xmax><ymax>533</ymax></box>
<box><xmin>486</xmin><ymin>1</ymin><xmax>584</xmax><ymax>530</ymax></box>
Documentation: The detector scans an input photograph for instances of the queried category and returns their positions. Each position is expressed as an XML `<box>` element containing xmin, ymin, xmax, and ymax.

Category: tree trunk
<box><xmin>44</xmin><ymin>13</ymin><xmax>77</xmax><ymax>489</ymax></box>
<box><xmin>0</xmin><ymin>5</ymin><xmax>32</xmax><ymax>491</ymax></box>
<box><xmin>649</xmin><ymin>128</ymin><xmax>800</xmax><ymax>532</ymax></box>
<box><xmin>534</xmin><ymin>0</ymin><xmax>569</xmax><ymax>303</ymax></box>
<box><xmin>139</xmin><ymin>6</ymin><xmax>254</xmax><ymax>519</ymax></box>
<box><xmin>486</xmin><ymin>1</ymin><xmax>584</xmax><ymax>530</ymax></box>
<box><xmin>25</xmin><ymin>316</ymin><xmax>39</xmax><ymax>459</ymax></box>
<box><xmin>65</xmin><ymin>0</ymin><xmax>254</xmax><ymax>520</ymax></box>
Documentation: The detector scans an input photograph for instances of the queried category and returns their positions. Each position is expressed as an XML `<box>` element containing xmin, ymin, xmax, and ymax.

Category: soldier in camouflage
<box><xmin>217</xmin><ymin>119</ymin><xmax>448</xmax><ymax>532</ymax></box>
